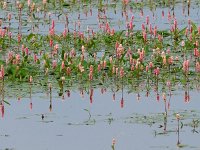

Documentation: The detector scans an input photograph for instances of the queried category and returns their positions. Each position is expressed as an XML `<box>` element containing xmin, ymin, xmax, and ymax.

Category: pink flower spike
<box><xmin>146</xmin><ymin>15</ymin><xmax>149</xmax><ymax>25</ymax></box>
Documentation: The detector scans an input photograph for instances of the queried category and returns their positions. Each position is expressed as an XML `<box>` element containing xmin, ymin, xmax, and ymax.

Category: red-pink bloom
<box><xmin>21</xmin><ymin>45</ymin><xmax>25</xmax><ymax>52</ymax></box>
<box><xmin>115</xmin><ymin>67</ymin><xmax>119</xmax><ymax>76</ymax></box>
<box><xmin>146</xmin><ymin>15</ymin><xmax>149</xmax><ymax>25</ymax></box>
<box><xmin>112</xmin><ymin>66</ymin><xmax>115</xmax><ymax>74</ymax></box>
<box><xmin>15</xmin><ymin>54</ymin><xmax>20</xmax><ymax>64</ymax></box>
<box><xmin>181</xmin><ymin>41</ymin><xmax>185</xmax><ymax>47</ymax></box>
<box><xmin>61</xmin><ymin>61</ymin><xmax>65</xmax><ymax>70</ymax></box>
<box><xmin>129</xmin><ymin>56</ymin><xmax>133</xmax><ymax>64</ymax></box>
<box><xmin>131</xmin><ymin>15</ymin><xmax>134</xmax><ymax>21</ymax></box>
<box><xmin>8</xmin><ymin>32</ymin><xmax>12</xmax><ymax>38</ymax></box>
<box><xmin>175</xmin><ymin>56</ymin><xmax>179</xmax><ymax>61</ymax></box>
<box><xmin>167</xmin><ymin>81</ymin><xmax>171</xmax><ymax>87</ymax></box>
<box><xmin>89</xmin><ymin>72</ymin><xmax>93</xmax><ymax>81</ymax></box>
<box><xmin>109</xmin><ymin>56</ymin><xmax>113</xmax><ymax>64</ymax></box>
<box><xmin>89</xmin><ymin>65</ymin><xmax>94</xmax><ymax>81</ymax></box>
<box><xmin>66</xmin><ymin>67</ymin><xmax>71</xmax><ymax>75</ymax></box>
<box><xmin>0</xmin><ymin>72</ymin><xmax>3</xmax><ymax>79</ymax></box>
<box><xmin>25</xmin><ymin>47</ymin><xmax>29</xmax><ymax>55</ymax></box>
<box><xmin>158</xmin><ymin>34</ymin><xmax>162</xmax><ymax>41</ymax></box>
<box><xmin>168</xmin><ymin>56</ymin><xmax>173</xmax><ymax>65</ymax></box>
<box><xmin>98</xmin><ymin>64</ymin><xmax>101</xmax><ymax>72</ymax></box>
<box><xmin>170</xmin><ymin>25</ymin><xmax>175</xmax><ymax>32</ymax></box>
<box><xmin>89</xmin><ymin>65</ymin><xmax>93</xmax><ymax>72</ymax></box>
<box><xmin>18</xmin><ymin>34</ymin><xmax>21</xmax><ymax>43</ymax></box>
<box><xmin>149</xmin><ymin>62</ymin><xmax>153</xmax><ymax>69</ymax></box>
<box><xmin>139</xmin><ymin>49</ymin><xmax>145</xmax><ymax>61</ymax></box>
<box><xmin>70</xmin><ymin>48</ymin><xmax>76</xmax><ymax>58</ymax></box>
<box><xmin>120</xmin><ymin>67</ymin><xmax>124</xmax><ymax>78</ymax></box>
<box><xmin>190</xmin><ymin>26</ymin><xmax>193</xmax><ymax>33</ymax></box>
<box><xmin>62</xmin><ymin>28</ymin><xmax>67</xmax><ymax>37</ymax></box>
<box><xmin>112</xmin><ymin>138</ymin><xmax>116</xmax><ymax>145</ymax></box>
<box><xmin>162</xmin><ymin>56</ymin><xmax>167</xmax><ymax>65</ymax></box>
<box><xmin>8</xmin><ymin>51</ymin><xmax>14</xmax><ymax>61</ymax></box>
<box><xmin>154</xmin><ymin>67</ymin><xmax>160</xmax><ymax>76</ymax></box>
<box><xmin>49</xmin><ymin>39</ymin><xmax>53</xmax><ymax>47</ymax></box>
<box><xmin>146</xmin><ymin>65</ymin><xmax>149</xmax><ymax>72</ymax></box>
<box><xmin>131</xmin><ymin>65</ymin><xmax>134</xmax><ymax>71</ymax></box>
<box><xmin>143</xmin><ymin>31</ymin><xmax>147</xmax><ymax>42</ymax></box>
<box><xmin>1</xmin><ymin>65</ymin><xmax>5</xmax><ymax>78</ymax></box>
<box><xmin>43</xmin><ymin>0</ymin><xmax>47</xmax><ymax>4</ymax></box>
<box><xmin>153</xmin><ymin>26</ymin><xmax>157</xmax><ymax>36</ymax></box>
<box><xmin>54</xmin><ymin>44</ymin><xmax>59</xmax><ymax>51</ymax></box>
<box><xmin>49</xmin><ymin>28</ymin><xmax>55</xmax><ymax>36</ymax></box>
<box><xmin>78</xmin><ymin>63</ymin><xmax>84</xmax><ymax>72</ymax></box>
<box><xmin>103</xmin><ymin>60</ymin><xmax>106</xmax><ymax>69</ymax></box>
<box><xmin>115</xmin><ymin>41</ymin><xmax>119</xmax><ymax>49</ymax></box>
<box><xmin>129</xmin><ymin>20</ymin><xmax>133</xmax><ymax>30</ymax></box>
<box><xmin>183</xmin><ymin>60</ymin><xmax>190</xmax><ymax>72</ymax></box>
<box><xmin>166</xmin><ymin>48</ymin><xmax>170</xmax><ymax>54</ymax></box>
<box><xmin>122</xmin><ymin>0</ymin><xmax>129</xmax><ymax>5</ymax></box>
<box><xmin>141</xmin><ymin>23</ymin><xmax>145</xmax><ymax>31</ymax></box>
<box><xmin>110</xmin><ymin>28</ymin><xmax>115</xmax><ymax>36</ymax></box>
<box><xmin>29</xmin><ymin>76</ymin><xmax>33</xmax><ymax>83</ymax></box>
<box><xmin>194</xmin><ymin>48</ymin><xmax>199</xmax><ymax>57</ymax></box>
<box><xmin>73</xmin><ymin>31</ymin><xmax>77</xmax><ymax>39</ymax></box>
<box><xmin>149</xmin><ymin>24</ymin><xmax>152</xmax><ymax>34</ymax></box>
<box><xmin>34</xmin><ymin>54</ymin><xmax>38</xmax><ymax>63</ymax></box>
<box><xmin>27</xmin><ymin>0</ymin><xmax>31</xmax><ymax>7</ymax></box>
<box><xmin>195</xmin><ymin>41</ymin><xmax>199</xmax><ymax>47</ymax></box>
<box><xmin>79</xmin><ymin>32</ymin><xmax>84</xmax><ymax>39</ymax></box>
<box><xmin>196</xmin><ymin>62</ymin><xmax>200</xmax><ymax>72</ymax></box>
<box><xmin>81</xmin><ymin>45</ymin><xmax>85</xmax><ymax>54</ymax></box>
<box><xmin>125</xmin><ymin>31</ymin><xmax>128</xmax><ymax>37</ymax></box>
<box><xmin>52</xmin><ymin>60</ymin><xmax>57</xmax><ymax>69</ymax></box>
<box><xmin>185</xmin><ymin>28</ymin><xmax>188</xmax><ymax>36</ymax></box>
<box><xmin>105</xmin><ymin>22</ymin><xmax>110</xmax><ymax>32</ymax></box>
<box><xmin>116</xmin><ymin>44</ymin><xmax>124</xmax><ymax>58</ymax></box>
<box><xmin>1</xmin><ymin>29</ymin><xmax>6</xmax><ymax>37</ymax></box>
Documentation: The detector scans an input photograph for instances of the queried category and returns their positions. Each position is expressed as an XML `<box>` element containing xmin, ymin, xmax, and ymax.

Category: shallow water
<box><xmin>0</xmin><ymin>0</ymin><xmax>200</xmax><ymax>150</ymax></box>
<box><xmin>0</xmin><ymin>90</ymin><xmax>200</xmax><ymax>150</ymax></box>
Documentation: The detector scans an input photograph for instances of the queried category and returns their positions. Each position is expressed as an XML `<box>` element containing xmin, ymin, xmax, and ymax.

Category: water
<box><xmin>0</xmin><ymin>1</ymin><xmax>200</xmax><ymax>150</ymax></box>
<box><xmin>0</xmin><ymin>90</ymin><xmax>200</xmax><ymax>150</ymax></box>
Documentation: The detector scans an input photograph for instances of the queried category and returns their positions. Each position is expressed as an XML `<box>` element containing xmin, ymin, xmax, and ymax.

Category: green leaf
<box><xmin>3</xmin><ymin>100</ymin><xmax>11</xmax><ymax>106</ymax></box>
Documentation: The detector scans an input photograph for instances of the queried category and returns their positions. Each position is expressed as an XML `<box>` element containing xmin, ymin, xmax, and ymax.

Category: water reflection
<box><xmin>0</xmin><ymin>1</ymin><xmax>200</xmax><ymax>150</ymax></box>
<box><xmin>0</xmin><ymin>80</ymin><xmax>5</xmax><ymax>118</ymax></box>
